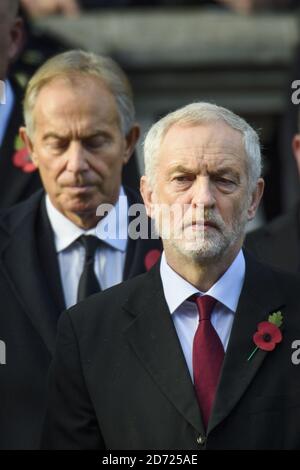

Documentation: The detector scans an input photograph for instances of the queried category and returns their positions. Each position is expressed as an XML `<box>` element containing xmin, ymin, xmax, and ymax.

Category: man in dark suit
<box><xmin>245</xmin><ymin>118</ymin><xmax>300</xmax><ymax>272</ymax></box>
<box><xmin>0</xmin><ymin>0</ymin><xmax>42</xmax><ymax>208</ymax></box>
<box><xmin>41</xmin><ymin>102</ymin><xmax>300</xmax><ymax>450</ymax></box>
<box><xmin>0</xmin><ymin>77</ymin><xmax>42</xmax><ymax>208</ymax></box>
<box><xmin>0</xmin><ymin>50</ymin><xmax>161</xmax><ymax>449</ymax></box>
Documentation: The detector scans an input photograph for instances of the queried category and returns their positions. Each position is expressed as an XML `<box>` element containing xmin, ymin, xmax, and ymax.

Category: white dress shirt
<box><xmin>0</xmin><ymin>81</ymin><xmax>14</xmax><ymax>146</ymax></box>
<box><xmin>46</xmin><ymin>187</ymin><xmax>128</xmax><ymax>308</ymax></box>
<box><xmin>160</xmin><ymin>250</ymin><xmax>245</xmax><ymax>380</ymax></box>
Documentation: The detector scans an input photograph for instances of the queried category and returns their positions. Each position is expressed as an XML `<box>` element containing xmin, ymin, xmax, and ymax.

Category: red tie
<box><xmin>192</xmin><ymin>295</ymin><xmax>224</xmax><ymax>429</ymax></box>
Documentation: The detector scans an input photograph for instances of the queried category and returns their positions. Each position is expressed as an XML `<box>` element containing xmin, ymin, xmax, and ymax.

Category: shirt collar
<box><xmin>46</xmin><ymin>186</ymin><xmax>128</xmax><ymax>253</ymax></box>
<box><xmin>0</xmin><ymin>80</ymin><xmax>14</xmax><ymax>147</ymax></box>
<box><xmin>160</xmin><ymin>249</ymin><xmax>245</xmax><ymax>314</ymax></box>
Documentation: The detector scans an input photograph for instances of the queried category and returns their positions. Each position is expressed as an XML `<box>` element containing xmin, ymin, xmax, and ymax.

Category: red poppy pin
<box><xmin>12</xmin><ymin>135</ymin><xmax>37</xmax><ymax>173</ymax></box>
<box><xmin>144</xmin><ymin>249</ymin><xmax>161</xmax><ymax>271</ymax></box>
<box><xmin>247</xmin><ymin>311</ymin><xmax>283</xmax><ymax>361</ymax></box>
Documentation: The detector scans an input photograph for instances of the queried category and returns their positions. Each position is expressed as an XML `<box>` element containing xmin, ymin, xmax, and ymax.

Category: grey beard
<box><xmin>156</xmin><ymin>205</ymin><xmax>249</xmax><ymax>264</ymax></box>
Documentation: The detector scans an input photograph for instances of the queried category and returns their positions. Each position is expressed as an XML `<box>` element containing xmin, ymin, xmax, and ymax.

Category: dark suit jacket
<box><xmin>42</xmin><ymin>253</ymin><xmax>300</xmax><ymax>450</ymax></box>
<box><xmin>0</xmin><ymin>188</ymin><xmax>161</xmax><ymax>449</ymax></box>
<box><xmin>245</xmin><ymin>204</ymin><xmax>300</xmax><ymax>273</ymax></box>
<box><xmin>0</xmin><ymin>80</ymin><xmax>42</xmax><ymax>209</ymax></box>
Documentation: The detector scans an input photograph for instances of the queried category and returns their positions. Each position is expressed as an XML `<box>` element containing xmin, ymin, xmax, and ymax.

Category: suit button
<box><xmin>197</xmin><ymin>435</ymin><xmax>206</xmax><ymax>445</ymax></box>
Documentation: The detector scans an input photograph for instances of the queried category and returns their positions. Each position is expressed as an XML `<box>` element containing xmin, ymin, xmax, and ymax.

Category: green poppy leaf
<box><xmin>268</xmin><ymin>311</ymin><xmax>283</xmax><ymax>327</ymax></box>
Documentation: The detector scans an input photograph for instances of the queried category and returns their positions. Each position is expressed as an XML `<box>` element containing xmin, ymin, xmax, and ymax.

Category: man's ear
<box><xmin>19</xmin><ymin>126</ymin><xmax>38</xmax><ymax>167</ymax></box>
<box><xmin>123</xmin><ymin>124</ymin><xmax>140</xmax><ymax>164</ymax></box>
<box><xmin>247</xmin><ymin>178</ymin><xmax>265</xmax><ymax>221</ymax></box>
<box><xmin>8</xmin><ymin>17</ymin><xmax>25</xmax><ymax>64</ymax></box>
<box><xmin>292</xmin><ymin>133</ymin><xmax>300</xmax><ymax>176</ymax></box>
<box><xmin>140</xmin><ymin>175</ymin><xmax>156</xmax><ymax>219</ymax></box>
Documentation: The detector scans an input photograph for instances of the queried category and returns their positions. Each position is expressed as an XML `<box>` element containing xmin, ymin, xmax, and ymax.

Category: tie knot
<box><xmin>191</xmin><ymin>295</ymin><xmax>217</xmax><ymax>321</ymax></box>
<box><xmin>79</xmin><ymin>235</ymin><xmax>100</xmax><ymax>261</ymax></box>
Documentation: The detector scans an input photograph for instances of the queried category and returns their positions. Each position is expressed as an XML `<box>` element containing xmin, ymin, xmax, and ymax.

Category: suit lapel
<box><xmin>0</xmin><ymin>193</ymin><xmax>59</xmax><ymax>355</ymax></box>
<box><xmin>37</xmin><ymin>198</ymin><xmax>66</xmax><ymax>314</ymax></box>
<box><xmin>122</xmin><ymin>186</ymin><xmax>143</xmax><ymax>280</ymax></box>
<box><xmin>123</xmin><ymin>265</ymin><xmax>205</xmax><ymax>434</ymax></box>
<box><xmin>122</xmin><ymin>251</ymin><xmax>286</xmax><ymax>435</ymax></box>
<box><xmin>208</xmin><ymin>253</ymin><xmax>286</xmax><ymax>434</ymax></box>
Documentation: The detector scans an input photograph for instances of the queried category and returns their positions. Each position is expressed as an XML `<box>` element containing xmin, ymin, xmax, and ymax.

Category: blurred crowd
<box><xmin>19</xmin><ymin>0</ymin><xmax>300</xmax><ymax>18</ymax></box>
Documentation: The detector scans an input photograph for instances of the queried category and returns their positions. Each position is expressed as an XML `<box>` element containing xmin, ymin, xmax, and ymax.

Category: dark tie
<box><xmin>191</xmin><ymin>295</ymin><xmax>224</xmax><ymax>429</ymax></box>
<box><xmin>77</xmin><ymin>235</ymin><xmax>101</xmax><ymax>302</ymax></box>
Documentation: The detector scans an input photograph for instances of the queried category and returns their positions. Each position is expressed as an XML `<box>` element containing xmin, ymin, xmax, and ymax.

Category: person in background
<box><xmin>216</xmin><ymin>0</ymin><xmax>296</xmax><ymax>14</ymax></box>
<box><xmin>0</xmin><ymin>0</ymin><xmax>42</xmax><ymax>208</ymax></box>
<box><xmin>19</xmin><ymin>0</ymin><xmax>297</xmax><ymax>17</ymax></box>
<box><xmin>0</xmin><ymin>50</ymin><xmax>161</xmax><ymax>449</ymax></box>
<box><xmin>1</xmin><ymin>0</ymin><xmax>141</xmax><ymax>208</ymax></box>
<box><xmin>20</xmin><ymin>0</ymin><xmax>80</xmax><ymax>17</ymax></box>
<box><xmin>246</xmin><ymin>108</ymin><xmax>300</xmax><ymax>272</ymax></box>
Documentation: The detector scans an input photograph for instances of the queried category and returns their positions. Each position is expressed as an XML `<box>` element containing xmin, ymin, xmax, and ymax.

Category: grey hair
<box><xmin>143</xmin><ymin>102</ymin><xmax>262</xmax><ymax>191</ymax></box>
<box><xmin>23</xmin><ymin>50</ymin><xmax>135</xmax><ymax>137</ymax></box>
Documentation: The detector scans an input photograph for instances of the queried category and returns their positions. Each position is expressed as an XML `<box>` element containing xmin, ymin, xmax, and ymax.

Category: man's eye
<box><xmin>173</xmin><ymin>175</ymin><xmax>192</xmax><ymax>182</ymax></box>
<box><xmin>85</xmin><ymin>140</ymin><xmax>103</xmax><ymax>148</ymax></box>
<box><xmin>215</xmin><ymin>178</ymin><xmax>237</xmax><ymax>189</ymax></box>
<box><xmin>217</xmin><ymin>178</ymin><xmax>233</xmax><ymax>184</ymax></box>
<box><xmin>48</xmin><ymin>141</ymin><xmax>68</xmax><ymax>151</ymax></box>
<box><xmin>85</xmin><ymin>137</ymin><xmax>109</xmax><ymax>149</ymax></box>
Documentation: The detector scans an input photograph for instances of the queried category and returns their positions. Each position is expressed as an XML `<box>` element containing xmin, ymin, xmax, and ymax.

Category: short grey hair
<box><xmin>143</xmin><ymin>102</ymin><xmax>262</xmax><ymax>191</ymax></box>
<box><xmin>24</xmin><ymin>50</ymin><xmax>135</xmax><ymax>137</ymax></box>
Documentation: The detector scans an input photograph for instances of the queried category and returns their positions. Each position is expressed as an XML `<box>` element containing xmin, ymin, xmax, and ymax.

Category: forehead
<box><xmin>33</xmin><ymin>75</ymin><xmax>119</xmax><ymax>128</ymax></box>
<box><xmin>159</xmin><ymin>121</ymin><xmax>247</xmax><ymax>171</ymax></box>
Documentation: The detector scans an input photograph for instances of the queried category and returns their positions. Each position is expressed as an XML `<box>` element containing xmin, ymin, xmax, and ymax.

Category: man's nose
<box><xmin>66</xmin><ymin>142</ymin><xmax>89</xmax><ymax>173</ymax></box>
<box><xmin>191</xmin><ymin>176</ymin><xmax>215</xmax><ymax>208</ymax></box>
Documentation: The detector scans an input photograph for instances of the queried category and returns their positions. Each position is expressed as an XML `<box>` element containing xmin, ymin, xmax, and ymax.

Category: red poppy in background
<box><xmin>144</xmin><ymin>249</ymin><xmax>161</xmax><ymax>271</ymax></box>
<box><xmin>12</xmin><ymin>147</ymin><xmax>37</xmax><ymax>173</ymax></box>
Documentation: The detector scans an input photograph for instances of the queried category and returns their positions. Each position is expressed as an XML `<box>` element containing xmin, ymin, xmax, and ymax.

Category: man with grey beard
<box><xmin>42</xmin><ymin>102</ymin><xmax>300</xmax><ymax>450</ymax></box>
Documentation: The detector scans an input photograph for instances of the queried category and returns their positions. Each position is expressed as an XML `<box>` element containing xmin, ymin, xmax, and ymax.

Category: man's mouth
<box><xmin>203</xmin><ymin>221</ymin><xmax>218</xmax><ymax>229</ymax></box>
<box><xmin>64</xmin><ymin>184</ymin><xmax>94</xmax><ymax>193</ymax></box>
<box><xmin>187</xmin><ymin>220</ymin><xmax>218</xmax><ymax>230</ymax></box>
<box><xmin>64</xmin><ymin>182</ymin><xmax>94</xmax><ymax>188</ymax></box>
